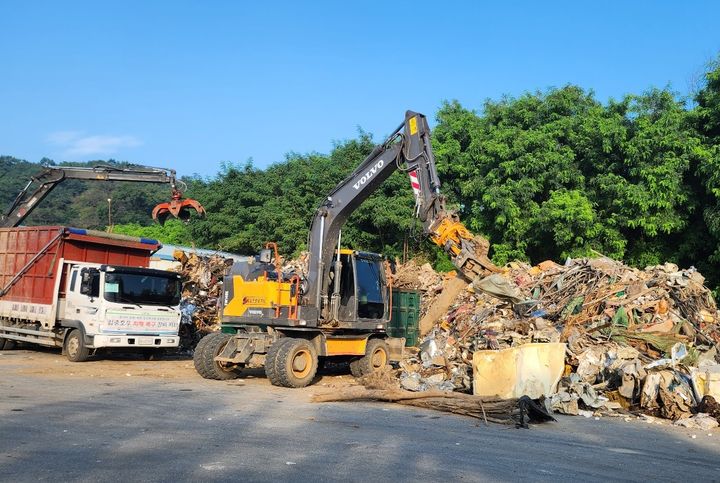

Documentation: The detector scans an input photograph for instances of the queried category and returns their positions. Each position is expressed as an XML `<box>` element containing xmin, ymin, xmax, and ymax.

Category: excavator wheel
<box><xmin>193</xmin><ymin>332</ymin><xmax>239</xmax><ymax>380</ymax></box>
<box><xmin>264</xmin><ymin>337</ymin><xmax>290</xmax><ymax>385</ymax></box>
<box><xmin>350</xmin><ymin>338</ymin><xmax>389</xmax><ymax>378</ymax></box>
<box><xmin>269</xmin><ymin>338</ymin><xmax>318</xmax><ymax>388</ymax></box>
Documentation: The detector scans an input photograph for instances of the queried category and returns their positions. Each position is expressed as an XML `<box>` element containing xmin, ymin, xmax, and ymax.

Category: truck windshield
<box><xmin>103</xmin><ymin>271</ymin><xmax>181</xmax><ymax>306</ymax></box>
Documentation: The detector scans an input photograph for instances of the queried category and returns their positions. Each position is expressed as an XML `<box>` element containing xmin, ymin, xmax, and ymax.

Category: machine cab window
<box><xmin>330</xmin><ymin>251</ymin><xmax>387</xmax><ymax>322</ymax></box>
<box><xmin>355</xmin><ymin>255</ymin><xmax>385</xmax><ymax>319</ymax></box>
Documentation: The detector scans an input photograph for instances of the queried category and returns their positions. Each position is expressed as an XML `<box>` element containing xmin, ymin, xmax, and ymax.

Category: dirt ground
<box><xmin>3</xmin><ymin>346</ymin><xmax>718</xmax><ymax>436</ymax></box>
<box><xmin>2</xmin><ymin>347</ymin><xmax>720</xmax><ymax>481</ymax></box>
<box><xmin>1</xmin><ymin>346</ymin><xmax>359</xmax><ymax>388</ymax></box>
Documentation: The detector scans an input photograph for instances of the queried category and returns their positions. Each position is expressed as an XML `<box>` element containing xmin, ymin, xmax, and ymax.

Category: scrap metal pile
<box><xmin>397</xmin><ymin>257</ymin><xmax>720</xmax><ymax>428</ymax></box>
<box><xmin>173</xmin><ymin>250</ymin><xmax>234</xmax><ymax>348</ymax></box>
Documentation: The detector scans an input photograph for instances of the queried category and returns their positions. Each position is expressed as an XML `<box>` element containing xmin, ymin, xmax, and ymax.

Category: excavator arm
<box><xmin>305</xmin><ymin>110</ymin><xmax>499</xmax><ymax>320</ymax></box>
<box><xmin>0</xmin><ymin>165</ymin><xmax>206</xmax><ymax>228</ymax></box>
<box><xmin>402</xmin><ymin>111</ymin><xmax>500</xmax><ymax>279</ymax></box>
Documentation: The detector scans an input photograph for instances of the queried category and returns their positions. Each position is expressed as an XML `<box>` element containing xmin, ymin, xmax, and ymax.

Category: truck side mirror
<box><xmin>259</xmin><ymin>249</ymin><xmax>272</xmax><ymax>264</ymax></box>
<box><xmin>80</xmin><ymin>271</ymin><xmax>92</xmax><ymax>295</ymax></box>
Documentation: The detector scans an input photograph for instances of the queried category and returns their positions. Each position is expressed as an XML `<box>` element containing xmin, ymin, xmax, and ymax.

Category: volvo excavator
<box><xmin>194</xmin><ymin>111</ymin><xmax>500</xmax><ymax>388</ymax></box>
<box><xmin>0</xmin><ymin>165</ymin><xmax>206</xmax><ymax>228</ymax></box>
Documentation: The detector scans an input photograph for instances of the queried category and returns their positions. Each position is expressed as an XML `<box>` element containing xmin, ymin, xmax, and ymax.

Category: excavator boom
<box><xmin>305</xmin><ymin>110</ymin><xmax>499</xmax><ymax>322</ymax></box>
<box><xmin>0</xmin><ymin>165</ymin><xmax>205</xmax><ymax>227</ymax></box>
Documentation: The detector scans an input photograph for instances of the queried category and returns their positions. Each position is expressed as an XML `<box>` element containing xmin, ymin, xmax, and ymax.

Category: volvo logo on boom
<box><xmin>353</xmin><ymin>159</ymin><xmax>385</xmax><ymax>190</ymax></box>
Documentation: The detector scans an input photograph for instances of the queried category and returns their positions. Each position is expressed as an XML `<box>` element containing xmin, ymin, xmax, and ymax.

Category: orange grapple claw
<box><xmin>152</xmin><ymin>189</ymin><xmax>206</xmax><ymax>225</ymax></box>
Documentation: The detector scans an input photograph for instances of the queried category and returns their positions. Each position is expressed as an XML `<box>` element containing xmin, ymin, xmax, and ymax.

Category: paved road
<box><xmin>1</xmin><ymin>349</ymin><xmax>719</xmax><ymax>482</ymax></box>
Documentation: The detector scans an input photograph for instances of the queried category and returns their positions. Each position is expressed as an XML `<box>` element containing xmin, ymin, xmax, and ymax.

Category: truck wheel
<box><xmin>194</xmin><ymin>332</ymin><xmax>239</xmax><ymax>380</ymax></box>
<box><xmin>273</xmin><ymin>338</ymin><xmax>318</xmax><ymax>388</ymax></box>
<box><xmin>264</xmin><ymin>337</ymin><xmax>290</xmax><ymax>385</ymax></box>
<box><xmin>65</xmin><ymin>329</ymin><xmax>90</xmax><ymax>362</ymax></box>
<box><xmin>350</xmin><ymin>338</ymin><xmax>389</xmax><ymax>378</ymax></box>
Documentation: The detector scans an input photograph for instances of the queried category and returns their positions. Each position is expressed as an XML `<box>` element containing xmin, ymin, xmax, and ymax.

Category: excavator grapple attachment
<box><xmin>152</xmin><ymin>190</ymin><xmax>206</xmax><ymax>225</ymax></box>
<box><xmin>428</xmin><ymin>213</ymin><xmax>501</xmax><ymax>278</ymax></box>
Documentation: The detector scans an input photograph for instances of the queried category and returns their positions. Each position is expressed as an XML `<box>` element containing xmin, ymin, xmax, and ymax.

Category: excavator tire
<box><xmin>271</xmin><ymin>338</ymin><xmax>318</xmax><ymax>388</ymax></box>
<box><xmin>192</xmin><ymin>333</ymin><xmax>214</xmax><ymax>375</ymax></box>
<box><xmin>264</xmin><ymin>337</ymin><xmax>291</xmax><ymax>385</ymax></box>
<box><xmin>350</xmin><ymin>338</ymin><xmax>389</xmax><ymax>378</ymax></box>
<box><xmin>194</xmin><ymin>332</ymin><xmax>239</xmax><ymax>380</ymax></box>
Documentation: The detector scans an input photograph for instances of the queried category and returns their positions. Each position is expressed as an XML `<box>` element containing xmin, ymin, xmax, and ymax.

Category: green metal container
<box><xmin>389</xmin><ymin>288</ymin><xmax>421</xmax><ymax>347</ymax></box>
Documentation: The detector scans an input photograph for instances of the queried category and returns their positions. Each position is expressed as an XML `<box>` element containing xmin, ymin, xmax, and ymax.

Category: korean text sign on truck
<box><xmin>0</xmin><ymin>226</ymin><xmax>182</xmax><ymax>361</ymax></box>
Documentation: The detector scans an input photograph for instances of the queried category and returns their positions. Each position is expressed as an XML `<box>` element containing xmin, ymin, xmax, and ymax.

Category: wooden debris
<box><xmin>312</xmin><ymin>387</ymin><xmax>518</xmax><ymax>424</ymax></box>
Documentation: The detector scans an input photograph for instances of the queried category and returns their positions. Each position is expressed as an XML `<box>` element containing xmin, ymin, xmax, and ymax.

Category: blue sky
<box><xmin>1</xmin><ymin>1</ymin><xmax>719</xmax><ymax>177</ymax></box>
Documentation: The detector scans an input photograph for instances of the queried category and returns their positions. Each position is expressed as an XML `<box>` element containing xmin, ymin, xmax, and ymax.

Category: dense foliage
<box><xmin>2</xmin><ymin>59</ymin><xmax>720</xmax><ymax>285</ymax></box>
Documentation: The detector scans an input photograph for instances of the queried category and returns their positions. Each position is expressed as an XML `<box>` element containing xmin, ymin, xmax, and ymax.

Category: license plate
<box><xmin>138</xmin><ymin>337</ymin><xmax>153</xmax><ymax>346</ymax></box>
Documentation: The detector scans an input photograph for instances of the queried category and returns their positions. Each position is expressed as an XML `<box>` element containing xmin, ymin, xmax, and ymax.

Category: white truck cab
<box><xmin>62</xmin><ymin>263</ymin><xmax>182</xmax><ymax>359</ymax></box>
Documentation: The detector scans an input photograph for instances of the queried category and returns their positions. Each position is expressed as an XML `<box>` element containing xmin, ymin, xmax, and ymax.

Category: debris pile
<box><xmin>173</xmin><ymin>250</ymin><xmax>234</xmax><ymax>348</ymax></box>
<box><xmin>282</xmin><ymin>251</ymin><xmax>309</xmax><ymax>277</ymax></box>
<box><xmin>398</xmin><ymin>257</ymin><xmax>720</xmax><ymax>424</ymax></box>
<box><xmin>393</xmin><ymin>260</ymin><xmax>445</xmax><ymax>318</ymax></box>
<box><xmin>393</xmin><ymin>259</ymin><xmax>443</xmax><ymax>291</ymax></box>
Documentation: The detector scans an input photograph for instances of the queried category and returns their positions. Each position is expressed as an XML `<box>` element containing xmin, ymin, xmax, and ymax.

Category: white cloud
<box><xmin>46</xmin><ymin>131</ymin><xmax>142</xmax><ymax>157</ymax></box>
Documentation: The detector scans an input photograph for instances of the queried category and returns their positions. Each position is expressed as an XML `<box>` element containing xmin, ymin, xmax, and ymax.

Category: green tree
<box><xmin>432</xmin><ymin>85</ymin><xmax>708</xmax><ymax>274</ymax></box>
<box><xmin>187</xmin><ymin>134</ymin><xmax>418</xmax><ymax>258</ymax></box>
<box><xmin>692</xmin><ymin>57</ymin><xmax>720</xmax><ymax>275</ymax></box>
<box><xmin>112</xmin><ymin>219</ymin><xmax>192</xmax><ymax>245</ymax></box>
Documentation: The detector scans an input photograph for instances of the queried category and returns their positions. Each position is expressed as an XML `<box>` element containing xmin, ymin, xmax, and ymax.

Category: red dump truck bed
<box><xmin>0</xmin><ymin>226</ymin><xmax>161</xmax><ymax>306</ymax></box>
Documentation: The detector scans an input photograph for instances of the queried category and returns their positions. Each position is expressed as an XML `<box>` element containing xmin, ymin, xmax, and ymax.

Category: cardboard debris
<box><xmin>393</xmin><ymin>260</ymin><xmax>443</xmax><ymax>292</ymax></box>
<box><xmin>473</xmin><ymin>343</ymin><xmax>566</xmax><ymax>399</ymax></box>
<box><xmin>691</xmin><ymin>364</ymin><xmax>720</xmax><ymax>401</ymax></box>
<box><xmin>394</xmin><ymin>256</ymin><xmax>720</xmax><ymax>426</ymax></box>
<box><xmin>173</xmin><ymin>250</ymin><xmax>234</xmax><ymax>349</ymax></box>
<box><xmin>282</xmin><ymin>251</ymin><xmax>308</xmax><ymax>277</ymax></box>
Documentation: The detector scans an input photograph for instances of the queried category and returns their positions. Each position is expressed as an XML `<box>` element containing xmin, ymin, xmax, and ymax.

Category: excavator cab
<box><xmin>330</xmin><ymin>250</ymin><xmax>388</xmax><ymax>324</ymax></box>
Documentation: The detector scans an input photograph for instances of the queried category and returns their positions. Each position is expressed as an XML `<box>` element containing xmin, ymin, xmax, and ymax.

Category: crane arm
<box><xmin>305</xmin><ymin>111</ymin><xmax>499</xmax><ymax>319</ymax></box>
<box><xmin>0</xmin><ymin>165</ymin><xmax>205</xmax><ymax>228</ymax></box>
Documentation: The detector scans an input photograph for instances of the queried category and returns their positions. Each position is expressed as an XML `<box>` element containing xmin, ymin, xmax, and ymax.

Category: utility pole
<box><xmin>107</xmin><ymin>198</ymin><xmax>112</xmax><ymax>232</ymax></box>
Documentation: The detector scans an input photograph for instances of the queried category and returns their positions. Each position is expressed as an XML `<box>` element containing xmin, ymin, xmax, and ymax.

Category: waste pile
<box><xmin>173</xmin><ymin>249</ymin><xmax>234</xmax><ymax>349</ymax></box>
<box><xmin>398</xmin><ymin>257</ymin><xmax>720</xmax><ymax>427</ymax></box>
<box><xmin>282</xmin><ymin>251</ymin><xmax>308</xmax><ymax>277</ymax></box>
<box><xmin>393</xmin><ymin>259</ymin><xmax>445</xmax><ymax>318</ymax></box>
